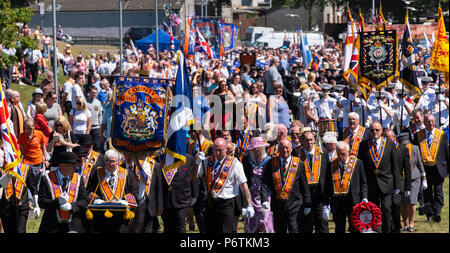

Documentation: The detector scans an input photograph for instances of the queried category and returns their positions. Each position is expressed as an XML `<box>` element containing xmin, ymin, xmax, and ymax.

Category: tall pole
<box><xmin>184</xmin><ymin>0</ymin><xmax>187</xmax><ymax>36</ymax></box>
<box><xmin>52</xmin><ymin>0</ymin><xmax>58</xmax><ymax>103</ymax></box>
<box><xmin>119</xmin><ymin>0</ymin><xmax>123</xmax><ymax>75</ymax></box>
<box><xmin>156</xmin><ymin>0</ymin><xmax>159</xmax><ymax>61</ymax></box>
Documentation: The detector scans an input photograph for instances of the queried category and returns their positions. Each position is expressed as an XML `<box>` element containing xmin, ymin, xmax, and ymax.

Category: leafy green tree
<box><xmin>0</xmin><ymin>0</ymin><xmax>37</xmax><ymax>68</ymax></box>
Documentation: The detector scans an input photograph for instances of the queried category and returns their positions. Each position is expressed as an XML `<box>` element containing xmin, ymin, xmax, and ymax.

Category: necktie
<box><xmin>193</xmin><ymin>143</ymin><xmax>199</xmax><ymax>157</ymax></box>
<box><xmin>427</xmin><ymin>131</ymin><xmax>432</xmax><ymax>148</ymax></box>
<box><xmin>213</xmin><ymin>160</ymin><xmax>221</xmax><ymax>175</ymax></box>
<box><xmin>62</xmin><ymin>177</ymin><xmax>68</xmax><ymax>192</ymax></box>
<box><xmin>308</xmin><ymin>153</ymin><xmax>314</xmax><ymax>174</ymax></box>
<box><xmin>282</xmin><ymin>159</ymin><xmax>287</xmax><ymax>176</ymax></box>
<box><xmin>109</xmin><ymin>174</ymin><xmax>115</xmax><ymax>189</ymax></box>
<box><xmin>339</xmin><ymin>163</ymin><xmax>345</xmax><ymax>178</ymax></box>
<box><xmin>373</xmin><ymin>141</ymin><xmax>378</xmax><ymax>154</ymax></box>
<box><xmin>350</xmin><ymin>131</ymin><xmax>355</xmax><ymax>143</ymax></box>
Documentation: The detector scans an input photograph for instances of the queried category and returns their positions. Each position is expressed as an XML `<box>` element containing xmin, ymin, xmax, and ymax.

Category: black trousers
<box><xmin>0</xmin><ymin>201</ymin><xmax>29</xmax><ymax>233</ymax></box>
<box><xmin>391</xmin><ymin>192</ymin><xmax>402</xmax><ymax>233</ymax></box>
<box><xmin>128</xmin><ymin>197</ymin><xmax>156</xmax><ymax>233</ymax></box>
<box><xmin>298</xmin><ymin>186</ymin><xmax>329</xmax><ymax>233</ymax></box>
<box><xmin>162</xmin><ymin>207</ymin><xmax>189</xmax><ymax>233</ymax></box>
<box><xmin>205</xmin><ymin>197</ymin><xmax>235</xmax><ymax>233</ymax></box>
<box><xmin>424</xmin><ymin>167</ymin><xmax>445</xmax><ymax>218</ymax></box>
<box><xmin>272</xmin><ymin>205</ymin><xmax>299</xmax><ymax>233</ymax></box>
<box><xmin>368</xmin><ymin>189</ymin><xmax>392</xmax><ymax>233</ymax></box>
<box><xmin>331</xmin><ymin>196</ymin><xmax>358</xmax><ymax>233</ymax></box>
<box><xmin>89</xmin><ymin>128</ymin><xmax>102</xmax><ymax>152</ymax></box>
<box><xmin>193</xmin><ymin>198</ymin><xmax>207</xmax><ymax>233</ymax></box>
<box><xmin>26</xmin><ymin>62</ymin><xmax>38</xmax><ymax>84</ymax></box>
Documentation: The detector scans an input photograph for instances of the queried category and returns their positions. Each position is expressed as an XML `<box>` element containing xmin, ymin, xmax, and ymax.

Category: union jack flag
<box><xmin>0</xmin><ymin>80</ymin><xmax>26</xmax><ymax>185</ymax></box>
<box><xmin>195</xmin><ymin>29</ymin><xmax>217</xmax><ymax>60</ymax></box>
<box><xmin>170</xmin><ymin>13</ymin><xmax>181</xmax><ymax>26</ymax></box>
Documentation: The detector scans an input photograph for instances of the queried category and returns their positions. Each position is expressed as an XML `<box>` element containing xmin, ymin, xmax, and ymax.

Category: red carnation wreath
<box><xmin>350</xmin><ymin>201</ymin><xmax>382</xmax><ymax>233</ymax></box>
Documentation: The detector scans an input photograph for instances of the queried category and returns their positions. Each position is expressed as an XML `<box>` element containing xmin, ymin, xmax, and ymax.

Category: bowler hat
<box><xmin>73</xmin><ymin>146</ymin><xmax>89</xmax><ymax>155</ymax></box>
<box><xmin>58</xmin><ymin>152</ymin><xmax>82</xmax><ymax>164</ymax></box>
<box><xmin>396</xmin><ymin>133</ymin><xmax>410</xmax><ymax>144</ymax></box>
<box><xmin>77</xmin><ymin>134</ymin><xmax>93</xmax><ymax>146</ymax></box>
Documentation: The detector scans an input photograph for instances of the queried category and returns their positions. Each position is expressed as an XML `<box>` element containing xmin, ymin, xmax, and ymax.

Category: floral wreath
<box><xmin>350</xmin><ymin>201</ymin><xmax>382</xmax><ymax>233</ymax></box>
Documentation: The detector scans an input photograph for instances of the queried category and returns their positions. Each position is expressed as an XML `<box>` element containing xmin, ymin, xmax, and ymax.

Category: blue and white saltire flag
<box><xmin>164</xmin><ymin>51</ymin><xmax>194</xmax><ymax>184</ymax></box>
<box><xmin>299</xmin><ymin>30</ymin><xmax>312</xmax><ymax>68</ymax></box>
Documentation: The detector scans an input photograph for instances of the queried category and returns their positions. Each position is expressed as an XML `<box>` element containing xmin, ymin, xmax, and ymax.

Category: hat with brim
<box><xmin>420</xmin><ymin>76</ymin><xmax>433</xmax><ymax>83</ymax></box>
<box><xmin>387</xmin><ymin>83</ymin><xmax>396</xmax><ymax>89</ymax></box>
<box><xmin>247</xmin><ymin>137</ymin><xmax>270</xmax><ymax>150</ymax></box>
<box><xmin>321</xmin><ymin>83</ymin><xmax>333</xmax><ymax>91</ymax></box>
<box><xmin>33</xmin><ymin>88</ymin><xmax>43</xmax><ymax>95</ymax></box>
<box><xmin>334</xmin><ymin>84</ymin><xmax>345</xmax><ymax>92</ymax></box>
<box><xmin>58</xmin><ymin>152</ymin><xmax>82</xmax><ymax>164</ymax></box>
<box><xmin>396</xmin><ymin>133</ymin><xmax>410</xmax><ymax>144</ymax></box>
<box><xmin>72</xmin><ymin>146</ymin><xmax>89</xmax><ymax>155</ymax></box>
<box><xmin>77</xmin><ymin>134</ymin><xmax>93</xmax><ymax>146</ymax></box>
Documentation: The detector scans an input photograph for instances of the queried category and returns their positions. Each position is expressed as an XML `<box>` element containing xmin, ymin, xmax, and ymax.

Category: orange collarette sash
<box><xmin>189</xmin><ymin>138</ymin><xmax>212</xmax><ymax>155</ymax></box>
<box><xmin>406</xmin><ymin>143</ymin><xmax>413</xmax><ymax>178</ymax></box>
<box><xmin>47</xmin><ymin>171</ymin><xmax>81</xmax><ymax>223</ymax></box>
<box><xmin>98</xmin><ymin>167</ymin><xmax>127</xmax><ymax>201</ymax></box>
<box><xmin>332</xmin><ymin>156</ymin><xmax>357</xmax><ymax>196</ymax></box>
<box><xmin>368</xmin><ymin>137</ymin><xmax>387</xmax><ymax>169</ymax></box>
<box><xmin>304</xmin><ymin>146</ymin><xmax>322</xmax><ymax>185</ymax></box>
<box><xmin>418</xmin><ymin>129</ymin><xmax>444</xmax><ymax>166</ymax></box>
<box><xmin>272</xmin><ymin>156</ymin><xmax>300</xmax><ymax>200</ymax></box>
<box><xmin>81</xmin><ymin>151</ymin><xmax>99</xmax><ymax>187</ymax></box>
<box><xmin>4</xmin><ymin>163</ymin><xmax>30</xmax><ymax>201</ymax></box>
<box><xmin>206</xmin><ymin>155</ymin><xmax>235</xmax><ymax>195</ymax></box>
<box><xmin>344</xmin><ymin>127</ymin><xmax>366</xmax><ymax>156</ymax></box>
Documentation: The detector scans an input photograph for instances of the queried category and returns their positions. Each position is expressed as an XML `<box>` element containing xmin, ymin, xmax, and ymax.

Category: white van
<box><xmin>253</xmin><ymin>32</ymin><xmax>295</xmax><ymax>48</ymax></box>
<box><xmin>243</xmin><ymin>26</ymin><xmax>274</xmax><ymax>46</ymax></box>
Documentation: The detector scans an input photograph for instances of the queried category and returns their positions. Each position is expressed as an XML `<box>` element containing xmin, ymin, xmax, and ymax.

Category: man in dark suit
<box><xmin>161</xmin><ymin>154</ymin><xmax>198</xmax><ymax>233</ymax></box>
<box><xmin>328</xmin><ymin>141</ymin><xmax>368</xmax><ymax>233</ymax></box>
<box><xmin>384</xmin><ymin>130</ymin><xmax>411</xmax><ymax>233</ymax></box>
<box><xmin>38</xmin><ymin>152</ymin><xmax>89</xmax><ymax>233</ymax></box>
<box><xmin>124</xmin><ymin>155</ymin><xmax>163</xmax><ymax>233</ymax></box>
<box><xmin>357</xmin><ymin>121</ymin><xmax>401</xmax><ymax>233</ymax></box>
<box><xmin>340</xmin><ymin>112</ymin><xmax>370</xmax><ymax>157</ymax></box>
<box><xmin>86</xmin><ymin>149</ymin><xmax>139</xmax><ymax>233</ymax></box>
<box><xmin>413</xmin><ymin>114</ymin><xmax>449</xmax><ymax>223</ymax></box>
<box><xmin>0</xmin><ymin>163</ymin><xmax>39</xmax><ymax>233</ymax></box>
<box><xmin>76</xmin><ymin>134</ymin><xmax>104</xmax><ymax>186</ymax></box>
<box><xmin>297</xmin><ymin>130</ymin><xmax>331</xmax><ymax>233</ymax></box>
<box><xmin>260</xmin><ymin>138</ymin><xmax>312</xmax><ymax>233</ymax></box>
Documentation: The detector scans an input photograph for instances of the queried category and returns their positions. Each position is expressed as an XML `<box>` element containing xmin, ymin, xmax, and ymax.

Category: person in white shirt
<box><xmin>71</xmin><ymin>71</ymin><xmax>85</xmax><ymax>109</ymax></box>
<box><xmin>61</xmin><ymin>67</ymin><xmax>77</xmax><ymax>115</ymax></box>
<box><xmin>196</xmin><ymin>138</ymin><xmax>254</xmax><ymax>233</ymax></box>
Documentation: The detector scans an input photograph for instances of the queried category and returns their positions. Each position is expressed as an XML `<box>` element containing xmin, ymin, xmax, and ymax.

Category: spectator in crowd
<box><xmin>85</xmin><ymin>85</ymin><xmax>103</xmax><ymax>152</ymax></box>
<box><xmin>69</xmin><ymin>96</ymin><xmax>92</xmax><ymax>141</ymax></box>
<box><xmin>34</xmin><ymin>102</ymin><xmax>51</xmax><ymax>143</ymax></box>
<box><xmin>46</xmin><ymin>116</ymin><xmax>78</xmax><ymax>168</ymax></box>
<box><xmin>43</xmin><ymin>91</ymin><xmax>62</xmax><ymax>129</ymax></box>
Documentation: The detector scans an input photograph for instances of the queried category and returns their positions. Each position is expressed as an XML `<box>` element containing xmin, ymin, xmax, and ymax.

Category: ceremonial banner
<box><xmin>300</xmin><ymin>30</ymin><xmax>313</xmax><ymax>68</ymax></box>
<box><xmin>111</xmin><ymin>77</ymin><xmax>169</xmax><ymax>156</ymax></box>
<box><xmin>399</xmin><ymin>10</ymin><xmax>421</xmax><ymax>95</ymax></box>
<box><xmin>220</xmin><ymin>23</ymin><xmax>238</xmax><ymax>57</ymax></box>
<box><xmin>430</xmin><ymin>7</ymin><xmax>449</xmax><ymax>86</ymax></box>
<box><xmin>190</xmin><ymin>17</ymin><xmax>222</xmax><ymax>58</ymax></box>
<box><xmin>359</xmin><ymin>30</ymin><xmax>399</xmax><ymax>89</ymax></box>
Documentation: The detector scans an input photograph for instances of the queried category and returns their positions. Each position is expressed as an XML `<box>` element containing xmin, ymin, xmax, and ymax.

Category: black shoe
<box><xmin>433</xmin><ymin>215</ymin><xmax>441</xmax><ymax>223</ymax></box>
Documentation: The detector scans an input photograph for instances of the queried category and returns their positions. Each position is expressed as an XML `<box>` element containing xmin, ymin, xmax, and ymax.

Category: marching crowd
<box><xmin>0</xmin><ymin>24</ymin><xmax>449</xmax><ymax>234</ymax></box>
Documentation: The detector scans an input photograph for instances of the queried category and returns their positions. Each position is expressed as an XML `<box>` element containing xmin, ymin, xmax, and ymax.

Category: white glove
<box><xmin>93</xmin><ymin>199</ymin><xmax>105</xmax><ymax>205</ymax></box>
<box><xmin>33</xmin><ymin>206</ymin><xmax>41</xmax><ymax>218</ymax></box>
<box><xmin>246</xmin><ymin>206</ymin><xmax>255</xmax><ymax>218</ymax></box>
<box><xmin>422</xmin><ymin>179</ymin><xmax>428</xmax><ymax>190</ymax></box>
<box><xmin>262</xmin><ymin>201</ymin><xmax>270</xmax><ymax>210</ymax></box>
<box><xmin>438</xmin><ymin>94</ymin><xmax>445</xmax><ymax>101</ymax></box>
<box><xmin>378</xmin><ymin>100</ymin><xmax>385</xmax><ymax>108</ymax></box>
<box><xmin>58</xmin><ymin>192</ymin><xmax>69</xmax><ymax>205</ymax></box>
<box><xmin>323</xmin><ymin>205</ymin><xmax>331</xmax><ymax>220</ymax></box>
<box><xmin>195</xmin><ymin>152</ymin><xmax>206</xmax><ymax>165</ymax></box>
<box><xmin>393</xmin><ymin>189</ymin><xmax>400</xmax><ymax>195</ymax></box>
<box><xmin>119</xmin><ymin>200</ymin><xmax>128</xmax><ymax>206</ymax></box>
<box><xmin>60</xmin><ymin>203</ymin><xmax>72</xmax><ymax>211</ymax></box>
<box><xmin>354</xmin><ymin>97</ymin><xmax>361</xmax><ymax>104</ymax></box>
<box><xmin>241</xmin><ymin>208</ymin><xmax>247</xmax><ymax>217</ymax></box>
<box><xmin>190</xmin><ymin>197</ymin><xmax>197</xmax><ymax>207</ymax></box>
<box><xmin>304</xmin><ymin>207</ymin><xmax>311</xmax><ymax>216</ymax></box>
<box><xmin>360</xmin><ymin>99</ymin><xmax>367</xmax><ymax>107</ymax></box>
<box><xmin>405</xmin><ymin>191</ymin><xmax>411</xmax><ymax>197</ymax></box>
<box><xmin>361</xmin><ymin>198</ymin><xmax>368</xmax><ymax>203</ymax></box>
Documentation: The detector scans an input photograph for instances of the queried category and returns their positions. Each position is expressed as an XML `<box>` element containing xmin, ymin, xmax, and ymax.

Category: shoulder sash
<box><xmin>272</xmin><ymin>156</ymin><xmax>300</xmax><ymax>200</ymax></box>
<box><xmin>98</xmin><ymin>166</ymin><xmax>127</xmax><ymax>201</ymax></box>
<box><xmin>304</xmin><ymin>145</ymin><xmax>322</xmax><ymax>185</ymax></box>
<box><xmin>4</xmin><ymin>163</ymin><xmax>30</xmax><ymax>201</ymax></box>
<box><xmin>368</xmin><ymin>137</ymin><xmax>387</xmax><ymax>169</ymax></box>
<box><xmin>345</xmin><ymin>127</ymin><xmax>366</xmax><ymax>156</ymax></box>
<box><xmin>206</xmin><ymin>155</ymin><xmax>235</xmax><ymax>195</ymax></box>
<box><xmin>418</xmin><ymin>129</ymin><xmax>444</xmax><ymax>166</ymax></box>
<box><xmin>332</xmin><ymin>156</ymin><xmax>357</xmax><ymax>196</ymax></box>
<box><xmin>47</xmin><ymin>171</ymin><xmax>81</xmax><ymax>223</ymax></box>
<box><xmin>81</xmin><ymin>151</ymin><xmax>99</xmax><ymax>187</ymax></box>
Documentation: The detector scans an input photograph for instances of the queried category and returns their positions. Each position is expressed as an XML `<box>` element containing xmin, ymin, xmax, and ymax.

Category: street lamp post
<box><xmin>156</xmin><ymin>0</ymin><xmax>159</xmax><ymax>61</ymax></box>
<box><xmin>119</xmin><ymin>0</ymin><xmax>123</xmax><ymax>75</ymax></box>
<box><xmin>52</xmin><ymin>0</ymin><xmax>58</xmax><ymax>102</ymax></box>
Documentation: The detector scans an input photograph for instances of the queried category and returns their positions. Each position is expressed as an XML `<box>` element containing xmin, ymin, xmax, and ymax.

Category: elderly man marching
<box><xmin>413</xmin><ymin>114</ymin><xmax>449</xmax><ymax>223</ymax></box>
<box><xmin>196</xmin><ymin>138</ymin><xmax>254</xmax><ymax>233</ymax></box>
<box><xmin>260</xmin><ymin>138</ymin><xmax>311</xmax><ymax>233</ymax></box>
<box><xmin>85</xmin><ymin>149</ymin><xmax>139</xmax><ymax>233</ymax></box>
<box><xmin>340</xmin><ymin>112</ymin><xmax>370</xmax><ymax>157</ymax></box>
<box><xmin>38</xmin><ymin>152</ymin><xmax>89</xmax><ymax>233</ymax></box>
<box><xmin>327</xmin><ymin>141</ymin><xmax>368</xmax><ymax>233</ymax></box>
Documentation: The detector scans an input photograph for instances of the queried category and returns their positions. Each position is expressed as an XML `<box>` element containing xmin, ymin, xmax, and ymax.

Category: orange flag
<box><xmin>430</xmin><ymin>7</ymin><xmax>449</xmax><ymax>86</ymax></box>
